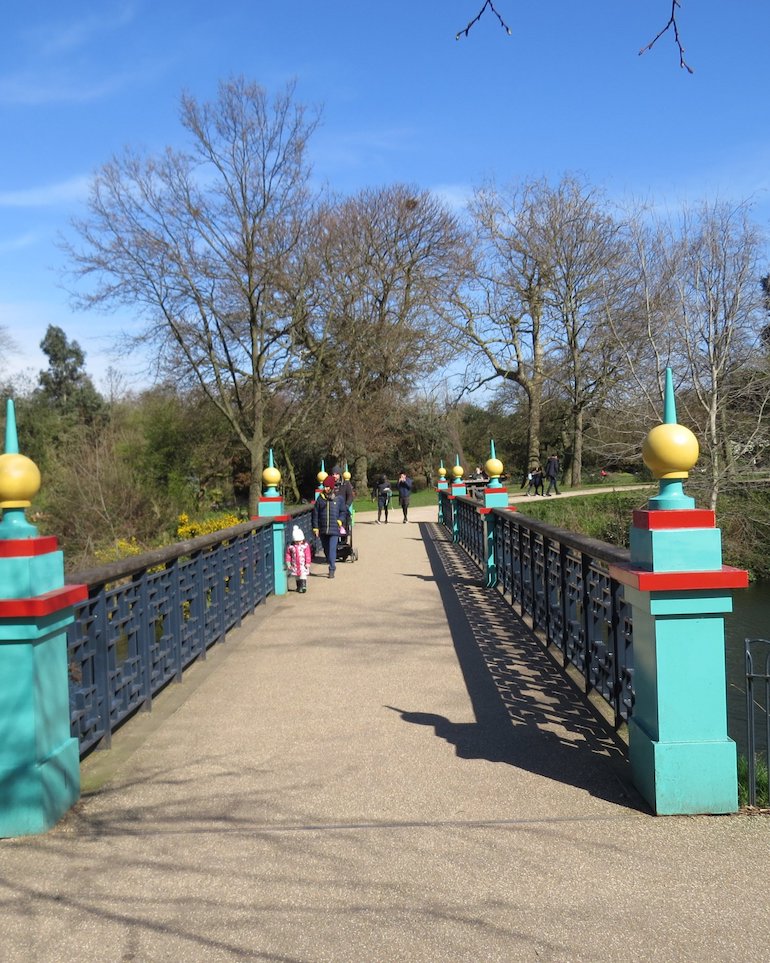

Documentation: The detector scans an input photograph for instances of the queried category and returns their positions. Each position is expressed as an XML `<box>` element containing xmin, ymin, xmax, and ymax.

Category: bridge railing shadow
<box><xmin>395</xmin><ymin>521</ymin><xmax>645</xmax><ymax>812</ymax></box>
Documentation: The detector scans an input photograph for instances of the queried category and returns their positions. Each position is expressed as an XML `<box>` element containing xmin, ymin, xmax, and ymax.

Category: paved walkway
<box><xmin>1</xmin><ymin>506</ymin><xmax>769</xmax><ymax>962</ymax></box>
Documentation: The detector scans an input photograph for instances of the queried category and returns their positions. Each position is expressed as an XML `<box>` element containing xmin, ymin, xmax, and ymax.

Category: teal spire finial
<box><xmin>5</xmin><ymin>399</ymin><xmax>19</xmax><ymax>455</ymax></box>
<box><xmin>268</xmin><ymin>448</ymin><xmax>275</xmax><ymax>468</ymax></box>
<box><xmin>455</xmin><ymin>454</ymin><xmax>460</xmax><ymax>467</ymax></box>
<box><xmin>490</xmin><ymin>439</ymin><xmax>497</xmax><ymax>459</ymax></box>
<box><xmin>440</xmin><ymin>459</ymin><xmax>445</xmax><ymax>469</ymax></box>
<box><xmin>321</xmin><ymin>458</ymin><xmax>326</xmax><ymax>473</ymax></box>
<box><xmin>663</xmin><ymin>368</ymin><xmax>677</xmax><ymax>425</ymax></box>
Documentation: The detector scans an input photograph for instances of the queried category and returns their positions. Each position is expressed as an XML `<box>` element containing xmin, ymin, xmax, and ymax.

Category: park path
<box><xmin>0</xmin><ymin>504</ymin><xmax>768</xmax><ymax>962</ymax></box>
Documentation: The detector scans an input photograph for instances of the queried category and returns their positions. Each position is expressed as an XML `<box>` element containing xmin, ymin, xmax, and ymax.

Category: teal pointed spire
<box><xmin>268</xmin><ymin>448</ymin><xmax>275</xmax><ymax>467</ymax></box>
<box><xmin>5</xmin><ymin>398</ymin><xmax>19</xmax><ymax>454</ymax></box>
<box><xmin>490</xmin><ymin>438</ymin><xmax>497</xmax><ymax>459</ymax></box>
<box><xmin>663</xmin><ymin>368</ymin><xmax>676</xmax><ymax>425</ymax></box>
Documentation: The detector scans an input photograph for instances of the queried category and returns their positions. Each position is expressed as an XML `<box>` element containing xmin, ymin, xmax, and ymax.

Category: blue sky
<box><xmin>2</xmin><ymin>1</ymin><xmax>770</xmax><ymax>390</ymax></box>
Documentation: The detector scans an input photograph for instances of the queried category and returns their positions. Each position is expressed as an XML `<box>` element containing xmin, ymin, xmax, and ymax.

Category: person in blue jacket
<box><xmin>397</xmin><ymin>471</ymin><xmax>413</xmax><ymax>524</ymax></box>
<box><xmin>312</xmin><ymin>474</ymin><xmax>343</xmax><ymax>578</ymax></box>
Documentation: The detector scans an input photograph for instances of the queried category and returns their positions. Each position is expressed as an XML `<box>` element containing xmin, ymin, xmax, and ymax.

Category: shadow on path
<box><xmin>391</xmin><ymin>521</ymin><xmax>646</xmax><ymax>812</ymax></box>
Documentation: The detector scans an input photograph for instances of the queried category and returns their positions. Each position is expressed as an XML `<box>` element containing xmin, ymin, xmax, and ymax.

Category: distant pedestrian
<box><xmin>545</xmin><ymin>454</ymin><xmax>560</xmax><ymax>496</ymax></box>
<box><xmin>312</xmin><ymin>475</ymin><xmax>343</xmax><ymax>578</ymax></box>
<box><xmin>373</xmin><ymin>474</ymin><xmax>392</xmax><ymax>524</ymax></box>
<box><xmin>285</xmin><ymin>526</ymin><xmax>312</xmax><ymax>593</ymax></box>
<box><xmin>397</xmin><ymin>471</ymin><xmax>413</xmax><ymax>523</ymax></box>
<box><xmin>532</xmin><ymin>465</ymin><xmax>544</xmax><ymax>496</ymax></box>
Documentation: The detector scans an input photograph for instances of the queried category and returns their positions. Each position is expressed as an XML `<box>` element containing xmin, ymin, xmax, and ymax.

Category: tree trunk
<box><xmin>570</xmin><ymin>407</ymin><xmax>583</xmax><ymax>486</ymax></box>
<box><xmin>353</xmin><ymin>454</ymin><xmax>369</xmax><ymax>496</ymax></box>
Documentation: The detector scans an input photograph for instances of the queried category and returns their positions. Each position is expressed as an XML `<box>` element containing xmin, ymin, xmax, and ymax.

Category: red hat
<box><xmin>323</xmin><ymin>475</ymin><xmax>336</xmax><ymax>489</ymax></box>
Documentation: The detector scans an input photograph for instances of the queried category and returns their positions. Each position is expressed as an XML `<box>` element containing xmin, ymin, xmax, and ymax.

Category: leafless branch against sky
<box><xmin>639</xmin><ymin>0</ymin><xmax>694</xmax><ymax>73</ymax></box>
<box><xmin>457</xmin><ymin>1</ymin><xmax>694</xmax><ymax>73</ymax></box>
<box><xmin>456</xmin><ymin>1</ymin><xmax>511</xmax><ymax>41</ymax></box>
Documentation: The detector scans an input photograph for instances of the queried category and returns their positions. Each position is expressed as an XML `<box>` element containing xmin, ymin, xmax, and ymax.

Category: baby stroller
<box><xmin>336</xmin><ymin>506</ymin><xmax>359</xmax><ymax>563</ymax></box>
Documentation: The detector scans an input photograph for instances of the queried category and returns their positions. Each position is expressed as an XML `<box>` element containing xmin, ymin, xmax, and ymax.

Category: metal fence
<box><xmin>66</xmin><ymin>505</ymin><xmax>313</xmax><ymax>756</ymax></box>
<box><xmin>745</xmin><ymin>637</ymin><xmax>770</xmax><ymax>807</ymax></box>
<box><xmin>439</xmin><ymin>490</ymin><xmax>634</xmax><ymax>727</ymax></box>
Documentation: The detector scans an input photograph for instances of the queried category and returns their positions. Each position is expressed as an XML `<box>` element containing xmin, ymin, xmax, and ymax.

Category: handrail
<box><xmin>439</xmin><ymin>490</ymin><xmax>634</xmax><ymax>727</ymax></box>
<box><xmin>66</xmin><ymin>504</ymin><xmax>313</xmax><ymax>756</ymax></box>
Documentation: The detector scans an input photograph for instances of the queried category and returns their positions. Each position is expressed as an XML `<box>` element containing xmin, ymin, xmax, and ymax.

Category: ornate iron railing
<box><xmin>439</xmin><ymin>491</ymin><xmax>634</xmax><ymax>727</ymax></box>
<box><xmin>744</xmin><ymin>638</ymin><xmax>770</xmax><ymax>807</ymax></box>
<box><xmin>66</xmin><ymin>506</ymin><xmax>313</xmax><ymax>756</ymax></box>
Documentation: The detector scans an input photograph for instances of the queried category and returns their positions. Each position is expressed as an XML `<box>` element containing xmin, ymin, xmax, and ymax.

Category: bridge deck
<box><xmin>2</xmin><ymin>506</ymin><xmax>768</xmax><ymax>961</ymax></box>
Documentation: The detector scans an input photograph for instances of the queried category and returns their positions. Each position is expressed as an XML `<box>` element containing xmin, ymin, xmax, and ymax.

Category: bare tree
<box><xmin>456</xmin><ymin>180</ymin><xmax>554</xmax><ymax>470</ymax></box>
<box><xmin>65</xmin><ymin>77</ymin><xmax>323</xmax><ymax>513</ymax></box>
<box><xmin>537</xmin><ymin>177</ymin><xmax>632</xmax><ymax>485</ymax></box>
<box><xmin>310</xmin><ymin>185</ymin><xmax>467</xmax><ymax>491</ymax></box>
<box><xmin>664</xmin><ymin>201</ymin><xmax>769</xmax><ymax>508</ymax></box>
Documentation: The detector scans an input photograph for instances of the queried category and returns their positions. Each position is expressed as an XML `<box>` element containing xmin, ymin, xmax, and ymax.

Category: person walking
<box><xmin>532</xmin><ymin>465</ymin><xmax>544</xmax><ymax>496</ymax></box>
<box><xmin>373</xmin><ymin>474</ymin><xmax>392</xmax><ymax>524</ymax></box>
<box><xmin>397</xmin><ymin>471</ymin><xmax>413</xmax><ymax>523</ymax></box>
<box><xmin>284</xmin><ymin>526</ymin><xmax>312</xmax><ymax>593</ymax></box>
<box><xmin>545</xmin><ymin>453</ymin><xmax>561</xmax><ymax>496</ymax></box>
<box><xmin>312</xmin><ymin>475</ymin><xmax>343</xmax><ymax>578</ymax></box>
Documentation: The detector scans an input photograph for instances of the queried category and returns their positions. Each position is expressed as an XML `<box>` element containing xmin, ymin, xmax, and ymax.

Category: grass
<box><xmin>737</xmin><ymin>754</ymin><xmax>770</xmax><ymax>808</ymax></box>
<box><xmin>352</xmin><ymin>485</ymin><xmax>438</xmax><ymax>515</ymax></box>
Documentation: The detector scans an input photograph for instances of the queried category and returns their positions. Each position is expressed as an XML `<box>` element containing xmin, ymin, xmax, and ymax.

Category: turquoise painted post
<box><xmin>256</xmin><ymin>449</ymin><xmax>288</xmax><ymax>596</ymax></box>
<box><xmin>609</xmin><ymin>370</ymin><xmax>747</xmax><ymax>815</ymax></box>
<box><xmin>436</xmin><ymin>460</ymin><xmax>448</xmax><ymax>524</ymax></box>
<box><xmin>450</xmin><ymin>455</ymin><xmax>465</xmax><ymax>543</ymax></box>
<box><xmin>480</xmin><ymin>440</ymin><xmax>512</xmax><ymax>587</ymax></box>
<box><xmin>314</xmin><ymin>460</ymin><xmax>327</xmax><ymax>502</ymax></box>
<box><xmin>0</xmin><ymin>399</ymin><xmax>86</xmax><ymax>837</ymax></box>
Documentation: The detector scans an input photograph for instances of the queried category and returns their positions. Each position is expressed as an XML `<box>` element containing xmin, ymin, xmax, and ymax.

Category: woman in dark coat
<box><xmin>372</xmin><ymin>474</ymin><xmax>392</xmax><ymax>524</ymax></box>
<box><xmin>397</xmin><ymin>471</ymin><xmax>413</xmax><ymax>523</ymax></box>
<box><xmin>312</xmin><ymin>475</ymin><xmax>343</xmax><ymax>577</ymax></box>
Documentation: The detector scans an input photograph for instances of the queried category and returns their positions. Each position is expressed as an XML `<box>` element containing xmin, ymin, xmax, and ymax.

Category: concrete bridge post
<box><xmin>609</xmin><ymin>370</ymin><xmax>747</xmax><ymax>814</ymax></box>
<box><xmin>0</xmin><ymin>399</ymin><xmax>86</xmax><ymax>837</ymax></box>
<box><xmin>256</xmin><ymin>449</ymin><xmax>288</xmax><ymax>596</ymax></box>
<box><xmin>479</xmin><ymin>440</ymin><xmax>510</xmax><ymax>588</ymax></box>
<box><xmin>436</xmin><ymin>460</ymin><xmax>448</xmax><ymax>525</ymax></box>
<box><xmin>449</xmin><ymin>455</ymin><xmax>465</xmax><ymax>543</ymax></box>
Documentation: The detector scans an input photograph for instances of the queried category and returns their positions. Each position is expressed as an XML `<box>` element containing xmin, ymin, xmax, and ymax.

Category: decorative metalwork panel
<box><xmin>444</xmin><ymin>495</ymin><xmax>635</xmax><ymax>728</ymax></box>
<box><xmin>68</xmin><ymin>518</ymin><xmax>277</xmax><ymax>755</ymax></box>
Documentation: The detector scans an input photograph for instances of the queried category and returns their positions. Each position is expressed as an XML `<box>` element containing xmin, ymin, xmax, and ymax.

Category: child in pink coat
<box><xmin>285</xmin><ymin>525</ymin><xmax>312</xmax><ymax>593</ymax></box>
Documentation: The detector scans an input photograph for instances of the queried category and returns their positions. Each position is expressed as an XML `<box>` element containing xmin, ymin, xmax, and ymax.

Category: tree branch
<box><xmin>456</xmin><ymin>1</ymin><xmax>511</xmax><ymax>41</ymax></box>
<box><xmin>639</xmin><ymin>0</ymin><xmax>694</xmax><ymax>73</ymax></box>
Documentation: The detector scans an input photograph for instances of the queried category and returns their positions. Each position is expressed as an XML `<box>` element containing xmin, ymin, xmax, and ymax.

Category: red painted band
<box><xmin>633</xmin><ymin>509</ymin><xmax>716</xmax><ymax>530</ymax></box>
<box><xmin>609</xmin><ymin>564</ymin><xmax>748</xmax><ymax>592</ymax></box>
<box><xmin>0</xmin><ymin>584</ymin><xmax>88</xmax><ymax>618</ymax></box>
<box><xmin>478</xmin><ymin>507</ymin><xmax>492</xmax><ymax>515</ymax></box>
<box><xmin>0</xmin><ymin>536</ymin><xmax>59</xmax><ymax>557</ymax></box>
<box><xmin>259</xmin><ymin>496</ymin><xmax>283</xmax><ymax>503</ymax></box>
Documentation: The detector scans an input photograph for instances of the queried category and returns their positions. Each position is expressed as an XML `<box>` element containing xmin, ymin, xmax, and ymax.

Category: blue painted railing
<box><xmin>439</xmin><ymin>491</ymin><xmax>634</xmax><ymax>727</ymax></box>
<box><xmin>65</xmin><ymin>506</ymin><xmax>313</xmax><ymax>755</ymax></box>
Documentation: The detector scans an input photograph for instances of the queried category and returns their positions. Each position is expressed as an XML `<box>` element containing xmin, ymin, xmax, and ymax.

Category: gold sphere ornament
<box><xmin>0</xmin><ymin>452</ymin><xmax>42</xmax><ymax>507</ymax></box>
<box><xmin>485</xmin><ymin>457</ymin><xmax>503</xmax><ymax>479</ymax></box>
<box><xmin>451</xmin><ymin>463</ymin><xmax>464</xmax><ymax>480</ymax></box>
<box><xmin>642</xmin><ymin>423</ymin><xmax>699</xmax><ymax>479</ymax></box>
<box><xmin>262</xmin><ymin>464</ymin><xmax>281</xmax><ymax>489</ymax></box>
<box><xmin>317</xmin><ymin>470</ymin><xmax>328</xmax><ymax>485</ymax></box>
<box><xmin>438</xmin><ymin>466</ymin><xmax>447</xmax><ymax>479</ymax></box>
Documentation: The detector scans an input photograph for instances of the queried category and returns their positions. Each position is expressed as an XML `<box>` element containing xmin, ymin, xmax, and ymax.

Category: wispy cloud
<box><xmin>430</xmin><ymin>183</ymin><xmax>473</xmax><ymax>213</ymax></box>
<box><xmin>24</xmin><ymin>3</ymin><xmax>137</xmax><ymax>58</ymax></box>
<box><xmin>0</xmin><ymin>231</ymin><xmax>40</xmax><ymax>253</ymax></box>
<box><xmin>0</xmin><ymin>176</ymin><xmax>90</xmax><ymax>208</ymax></box>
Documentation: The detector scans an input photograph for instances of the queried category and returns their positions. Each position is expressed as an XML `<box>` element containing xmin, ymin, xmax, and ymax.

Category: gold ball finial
<box><xmin>485</xmin><ymin>456</ymin><xmax>503</xmax><ymax>480</ymax></box>
<box><xmin>642</xmin><ymin>423</ymin><xmax>699</xmax><ymax>479</ymax></box>
<box><xmin>0</xmin><ymin>452</ymin><xmax>42</xmax><ymax>508</ymax></box>
<box><xmin>262</xmin><ymin>463</ymin><xmax>281</xmax><ymax>489</ymax></box>
<box><xmin>317</xmin><ymin>469</ymin><xmax>328</xmax><ymax>485</ymax></box>
<box><xmin>438</xmin><ymin>465</ymin><xmax>447</xmax><ymax>479</ymax></box>
<box><xmin>451</xmin><ymin>462</ymin><xmax>464</xmax><ymax>481</ymax></box>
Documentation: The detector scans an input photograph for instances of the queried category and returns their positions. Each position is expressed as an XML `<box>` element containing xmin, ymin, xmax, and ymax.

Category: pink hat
<box><xmin>323</xmin><ymin>475</ymin><xmax>336</xmax><ymax>489</ymax></box>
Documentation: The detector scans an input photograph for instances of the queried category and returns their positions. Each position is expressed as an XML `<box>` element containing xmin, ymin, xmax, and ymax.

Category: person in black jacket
<box><xmin>312</xmin><ymin>475</ymin><xmax>343</xmax><ymax>578</ymax></box>
<box><xmin>372</xmin><ymin>474</ymin><xmax>392</xmax><ymax>524</ymax></box>
<box><xmin>397</xmin><ymin>471</ymin><xmax>413</xmax><ymax>523</ymax></box>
